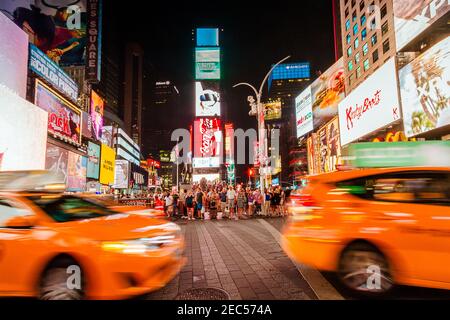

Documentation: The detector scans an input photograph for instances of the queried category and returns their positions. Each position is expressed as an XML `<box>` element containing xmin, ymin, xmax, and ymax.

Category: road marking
<box><xmin>258</xmin><ymin>219</ymin><xmax>344</xmax><ymax>300</ymax></box>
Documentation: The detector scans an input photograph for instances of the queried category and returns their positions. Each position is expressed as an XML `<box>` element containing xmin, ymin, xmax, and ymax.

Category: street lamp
<box><xmin>233</xmin><ymin>55</ymin><xmax>290</xmax><ymax>212</ymax></box>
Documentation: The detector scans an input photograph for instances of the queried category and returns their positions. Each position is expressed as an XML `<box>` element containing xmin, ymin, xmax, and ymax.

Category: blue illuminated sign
<box><xmin>197</xmin><ymin>28</ymin><xmax>219</xmax><ymax>46</ymax></box>
<box><xmin>268</xmin><ymin>62</ymin><xmax>310</xmax><ymax>90</ymax></box>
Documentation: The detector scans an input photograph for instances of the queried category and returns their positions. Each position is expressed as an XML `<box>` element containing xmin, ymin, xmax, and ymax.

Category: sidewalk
<box><xmin>147</xmin><ymin>218</ymin><xmax>318</xmax><ymax>300</ymax></box>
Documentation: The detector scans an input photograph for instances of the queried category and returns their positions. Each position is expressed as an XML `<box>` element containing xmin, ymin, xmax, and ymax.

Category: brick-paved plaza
<box><xmin>147</xmin><ymin>218</ymin><xmax>320</xmax><ymax>300</ymax></box>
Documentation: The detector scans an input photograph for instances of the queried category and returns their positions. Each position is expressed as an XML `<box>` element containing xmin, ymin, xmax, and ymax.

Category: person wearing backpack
<box><xmin>185</xmin><ymin>191</ymin><xmax>195</xmax><ymax>220</ymax></box>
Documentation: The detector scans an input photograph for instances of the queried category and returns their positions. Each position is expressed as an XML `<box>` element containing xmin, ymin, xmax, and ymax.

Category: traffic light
<box><xmin>248</xmin><ymin>168</ymin><xmax>254</xmax><ymax>177</ymax></box>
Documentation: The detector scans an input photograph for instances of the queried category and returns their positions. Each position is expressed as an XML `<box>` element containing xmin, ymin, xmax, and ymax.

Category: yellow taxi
<box><xmin>282</xmin><ymin>167</ymin><xmax>450</xmax><ymax>295</ymax></box>
<box><xmin>0</xmin><ymin>171</ymin><xmax>185</xmax><ymax>300</ymax></box>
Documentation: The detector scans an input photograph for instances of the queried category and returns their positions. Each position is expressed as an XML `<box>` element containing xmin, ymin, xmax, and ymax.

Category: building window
<box><xmin>352</xmin><ymin>10</ymin><xmax>357</xmax><ymax>22</ymax></box>
<box><xmin>362</xmin><ymin>43</ymin><xmax>369</xmax><ymax>55</ymax></box>
<box><xmin>370</xmin><ymin>18</ymin><xmax>377</xmax><ymax>30</ymax></box>
<box><xmin>345</xmin><ymin>19</ymin><xmax>351</xmax><ymax>31</ymax></box>
<box><xmin>360</xmin><ymin>14</ymin><xmax>366</xmax><ymax>26</ymax></box>
<box><xmin>349</xmin><ymin>73</ymin><xmax>355</xmax><ymax>86</ymax></box>
<box><xmin>356</xmin><ymin>66</ymin><xmax>362</xmax><ymax>78</ymax></box>
<box><xmin>354</xmin><ymin>37</ymin><xmax>360</xmax><ymax>49</ymax></box>
<box><xmin>383</xmin><ymin>39</ymin><xmax>390</xmax><ymax>53</ymax></box>
<box><xmin>355</xmin><ymin>52</ymin><xmax>361</xmax><ymax>64</ymax></box>
<box><xmin>347</xmin><ymin>46</ymin><xmax>352</xmax><ymax>57</ymax></box>
<box><xmin>359</xmin><ymin>0</ymin><xmax>365</xmax><ymax>11</ymax></box>
<box><xmin>348</xmin><ymin>60</ymin><xmax>354</xmax><ymax>71</ymax></box>
<box><xmin>368</xmin><ymin>1</ymin><xmax>375</xmax><ymax>14</ymax></box>
<box><xmin>351</xmin><ymin>0</ymin><xmax>356</xmax><ymax>8</ymax></box>
<box><xmin>345</xmin><ymin>7</ymin><xmax>349</xmax><ymax>17</ymax></box>
<box><xmin>371</xmin><ymin>33</ymin><xmax>378</xmax><ymax>46</ymax></box>
<box><xmin>381</xmin><ymin>21</ymin><xmax>389</xmax><ymax>36</ymax></box>
<box><xmin>380</xmin><ymin>4</ymin><xmax>387</xmax><ymax>20</ymax></box>
<box><xmin>353</xmin><ymin>23</ymin><xmax>359</xmax><ymax>35</ymax></box>
<box><xmin>372</xmin><ymin>49</ymin><xmax>379</xmax><ymax>63</ymax></box>
<box><xmin>361</xmin><ymin>28</ymin><xmax>367</xmax><ymax>41</ymax></box>
<box><xmin>363</xmin><ymin>59</ymin><xmax>370</xmax><ymax>71</ymax></box>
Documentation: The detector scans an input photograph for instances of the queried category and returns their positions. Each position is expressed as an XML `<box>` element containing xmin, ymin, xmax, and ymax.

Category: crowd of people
<box><xmin>152</xmin><ymin>182</ymin><xmax>291</xmax><ymax>221</ymax></box>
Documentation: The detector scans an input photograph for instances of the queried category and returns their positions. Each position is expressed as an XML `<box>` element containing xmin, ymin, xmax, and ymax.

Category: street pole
<box><xmin>233</xmin><ymin>55</ymin><xmax>290</xmax><ymax>214</ymax></box>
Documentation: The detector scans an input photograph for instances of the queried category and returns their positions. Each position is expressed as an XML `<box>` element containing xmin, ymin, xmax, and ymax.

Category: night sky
<box><xmin>105</xmin><ymin>1</ymin><xmax>336</xmax><ymax>178</ymax></box>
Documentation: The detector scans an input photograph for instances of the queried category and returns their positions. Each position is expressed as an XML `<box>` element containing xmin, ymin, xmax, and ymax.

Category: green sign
<box><xmin>346</xmin><ymin>141</ymin><xmax>450</xmax><ymax>168</ymax></box>
<box><xmin>195</xmin><ymin>47</ymin><xmax>220</xmax><ymax>80</ymax></box>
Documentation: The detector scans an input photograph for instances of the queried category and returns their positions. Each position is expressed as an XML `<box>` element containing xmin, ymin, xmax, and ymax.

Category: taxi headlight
<box><xmin>101</xmin><ymin>235</ymin><xmax>177</xmax><ymax>254</ymax></box>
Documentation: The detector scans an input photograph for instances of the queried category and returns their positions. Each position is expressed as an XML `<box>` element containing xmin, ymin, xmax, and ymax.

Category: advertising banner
<box><xmin>114</xmin><ymin>160</ymin><xmax>129</xmax><ymax>189</ymax></box>
<box><xmin>86</xmin><ymin>141</ymin><xmax>100</xmax><ymax>179</ymax></box>
<box><xmin>29</xmin><ymin>43</ymin><xmax>79</xmax><ymax>101</ymax></box>
<box><xmin>196</xmin><ymin>28</ymin><xmax>219</xmax><ymax>46</ymax></box>
<box><xmin>81</xmin><ymin>111</ymin><xmax>93</xmax><ymax>139</ymax></box>
<box><xmin>306</xmin><ymin>136</ymin><xmax>314</xmax><ymax>175</ymax></box>
<box><xmin>100</xmin><ymin>125</ymin><xmax>113</xmax><ymax>147</ymax></box>
<box><xmin>67</xmin><ymin>152</ymin><xmax>87</xmax><ymax>191</ymax></box>
<box><xmin>192</xmin><ymin>157</ymin><xmax>221</xmax><ymax>168</ymax></box>
<box><xmin>338</xmin><ymin>57</ymin><xmax>401</xmax><ymax>146</ymax></box>
<box><xmin>0</xmin><ymin>86</ymin><xmax>48</xmax><ymax>171</ymax></box>
<box><xmin>193</xmin><ymin>118</ymin><xmax>222</xmax><ymax>162</ymax></box>
<box><xmin>0</xmin><ymin>11</ymin><xmax>28</xmax><ymax>98</ymax></box>
<box><xmin>264</xmin><ymin>101</ymin><xmax>282</xmax><ymax>120</ymax></box>
<box><xmin>45</xmin><ymin>143</ymin><xmax>69</xmax><ymax>184</ymax></box>
<box><xmin>311</xmin><ymin>58</ymin><xmax>345</xmax><ymax>129</ymax></box>
<box><xmin>86</xmin><ymin>0</ymin><xmax>102</xmax><ymax>82</ymax></box>
<box><xmin>99</xmin><ymin>143</ymin><xmax>115</xmax><ymax>185</ymax></box>
<box><xmin>90</xmin><ymin>89</ymin><xmax>104</xmax><ymax>140</ymax></box>
<box><xmin>317</xmin><ymin>126</ymin><xmax>328</xmax><ymax>174</ymax></box>
<box><xmin>195</xmin><ymin>47</ymin><xmax>220</xmax><ymax>80</ymax></box>
<box><xmin>195</xmin><ymin>81</ymin><xmax>221</xmax><ymax>117</ymax></box>
<box><xmin>295</xmin><ymin>86</ymin><xmax>314</xmax><ymax>138</ymax></box>
<box><xmin>399</xmin><ymin>36</ymin><xmax>450</xmax><ymax>137</ymax></box>
<box><xmin>394</xmin><ymin>0</ymin><xmax>450</xmax><ymax>51</ymax></box>
<box><xmin>35</xmin><ymin>79</ymin><xmax>82</xmax><ymax>145</ymax></box>
<box><xmin>224</xmin><ymin>123</ymin><xmax>234</xmax><ymax>164</ymax></box>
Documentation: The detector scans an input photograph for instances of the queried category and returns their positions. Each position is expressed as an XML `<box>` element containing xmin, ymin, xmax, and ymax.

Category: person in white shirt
<box><xmin>165</xmin><ymin>194</ymin><xmax>173</xmax><ymax>217</ymax></box>
<box><xmin>227</xmin><ymin>186</ymin><xmax>236</xmax><ymax>219</ymax></box>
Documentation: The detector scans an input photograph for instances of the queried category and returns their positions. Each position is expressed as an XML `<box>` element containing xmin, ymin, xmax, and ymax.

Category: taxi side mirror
<box><xmin>4</xmin><ymin>215</ymin><xmax>36</xmax><ymax>229</ymax></box>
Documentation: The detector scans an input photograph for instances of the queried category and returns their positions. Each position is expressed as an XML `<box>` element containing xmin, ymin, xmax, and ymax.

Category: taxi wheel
<box><xmin>39</xmin><ymin>265</ymin><xmax>85</xmax><ymax>300</ymax></box>
<box><xmin>338</xmin><ymin>242</ymin><xmax>394</xmax><ymax>297</ymax></box>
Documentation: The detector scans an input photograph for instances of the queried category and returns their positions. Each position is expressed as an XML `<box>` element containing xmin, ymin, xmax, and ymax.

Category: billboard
<box><xmin>34</xmin><ymin>79</ymin><xmax>82</xmax><ymax>145</ymax></box>
<box><xmin>99</xmin><ymin>143</ymin><xmax>115</xmax><ymax>185</ymax></box>
<box><xmin>45</xmin><ymin>143</ymin><xmax>69</xmax><ymax>183</ymax></box>
<box><xmin>192</xmin><ymin>173</ymin><xmax>220</xmax><ymax>183</ymax></box>
<box><xmin>295</xmin><ymin>86</ymin><xmax>314</xmax><ymax>138</ymax></box>
<box><xmin>399</xmin><ymin>37</ymin><xmax>450</xmax><ymax>137</ymax></box>
<box><xmin>29</xmin><ymin>43</ymin><xmax>79</xmax><ymax>101</ymax></box>
<box><xmin>1</xmin><ymin>0</ymin><xmax>88</xmax><ymax>66</ymax></box>
<box><xmin>85</xmin><ymin>0</ymin><xmax>102</xmax><ymax>82</ymax></box>
<box><xmin>114</xmin><ymin>160</ymin><xmax>129</xmax><ymax>189</ymax></box>
<box><xmin>0</xmin><ymin>86</ymin><xmax>48</xmax><ymax>171</ymax></box>
<box><xmin>264</xmin><ymin>101</ymin><xmax>282</xmax><ymax>120</ymax></box>
<box><xmin>193</xmin><ymin>118</ymin><xmax>222</xmax><ymax>161</ymax></box>
<box><xmin>192</xmin><ymin>157</ymin><xmax>221</xmax><ymax>168</ymax></box>
<box><xmin>268</xmin><ymin>62</ymin><xmax>310</xmax><ymax>90</ymax></box>
<box><xmin>195</xmin><ymin>47</ymin><xmax>220</xmax><ymax>80</ymax></box>
<box><xmin>196</xmin><ymin>28</ymin><xmax>219</xmax><ymax>46</ymax></box>
<box><xmin>394</xmin><ymin>0</ymin><xmax>450</xmax><ymax>51</ymax></box>
<box><xmin>67</xmin><ymin>152</ymin><xmax>87</xmax><ymax>191</ymax></box>
<box><xmin>86</xmin><ymin>141</ymin><xmax>100</xmax><ymax>179</ymax></box>
<box><xmin>338</xmin><ymin>58</ymin><xmax>401</xmax><ymax>146</ymax></box>
<box><xmin>90</xmin><ymin>90</ymin><xmax>104</xmax><ymax>140</ymax></box>
<box><xmin>81</xmin><ymin>111</ymin><xmax>93</xmax><ymax>139</ymax></box>
<box><xmin>195</xmin><ymin>81</ymin><xmax>221</xmax><ymax>116</ymax></box>
<box><xmin>311</xmin><ymin>58</ymin><xmax>345</xmax><ymax>129</ymax></box>
<box><xmin>306</xmin><ymin>136</ymin><xmax>314</xmax><ymax>175</ymax></box>
<box><xmin>224</xmin><ymin>123</ymin><xmax>234</xmax><ymax>164</ymax></box>
<box><xmin>0</xmin><ymin>11</ymin><xmax>28</xmax><ymax>98</ymax></box>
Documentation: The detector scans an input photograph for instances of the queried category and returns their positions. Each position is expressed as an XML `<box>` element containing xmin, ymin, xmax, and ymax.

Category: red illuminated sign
<box><xmin>194</xmin><ymin>118</ymin><xmax>221</xmax><ymax>158</ymax></box>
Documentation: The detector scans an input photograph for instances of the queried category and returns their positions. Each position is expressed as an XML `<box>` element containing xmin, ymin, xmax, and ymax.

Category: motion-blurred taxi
<box><xmin>282</xmin><ymin>166</ymin><xmax>450</xmax><ymax>295</ymax></box>
<box><xmin>0</xmin><ymin>171</ymin><xmax>185</xmax><ymax>300</ymax></box>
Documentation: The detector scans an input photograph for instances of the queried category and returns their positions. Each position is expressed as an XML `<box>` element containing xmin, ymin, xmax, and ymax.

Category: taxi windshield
<box><xmin>28</xmin><ymin>195</ymin><xmax>119</xmax><ymax>223</ymax></box>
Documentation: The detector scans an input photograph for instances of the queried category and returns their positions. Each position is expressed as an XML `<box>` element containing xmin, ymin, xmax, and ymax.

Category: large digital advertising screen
<box><xmin>114</xmin><ymin>160</ymin><xmax>129</xmax><ymax>189</ymax></box>
<box><xmin>196</xmin><ymin>28</ymin><xmax>219</xmax><ymax>46</ymax></box>
<box><xmin>399</xmin><ymin>37</ymin><xmax>450</xmax><ymax>137</ymax></box>
<box><xmin>193</xmin><ymin>118</ymin><xmax>222</xmax><ymax>168</ymax></box>
<box><xmin>0</xmin><ymin>0</ymin><xmax>88</xmax><ymax>66</ymax></box>
<box><xmin>87</xmin><ymin>141</ymin><xmax>100</xmax><ymax>179</ymax></box>
<box><xmin>311</xmin><ymin>58</ymin><xmax>345</xmax><ymax>129</ymax></box>
<box><xmin>264</xmin><ymin>101</ymin><xmax>282</xmax><ymax>120</ymax></box>
<box><xmin>0</xmin><ymin>11</ymin><xmax>28</xmax><ymax>98</ymax></box>
<box><xmin>67</xmin><ymin>152</ymin><xmax>87</xmax><ymax>192</ymax></box>
<box><xmin>90</xmin><ymin>90</ymin><xmax>104</xmax><ymax>140</ymax></box>
<box><xmin>338</xmin><ymin>58</ymin><xmax>401</xmax><ymax>146</ymax></box>
<box><xmin>394</xmin><ymin>0</ymin><xmax>450</xmax><ymax>51</ymax></box>
<box><xmin>195</xmin><ymin>81</ymin><xmax>221</xmax><ymax>116</ymax></box>
<box><xmin>35</xmin><ymin>79</ymin><xmax>82</xmax><ymax>145</ymax></box>
<box><xmin>195</xmin><ymin>47</ymin><xmax>220</xmax><ymax>80</ymax></box>
<box><xmin>46</xmin><ymin>143</ymin><xmax>69</xmax><ymax>183</ymax></box>
<box><xmin>99</xmin><ymin>143</ymin><xmax>115</xmax><ymax>185</ymax></box>
<box><xmin>0</xmin><ymin>86</ymin><xmax>48</xmax><ymax>171</ymax></box>
<box><xmin>295</xmin><ymin>86</ymin><xmax>314</xmax><ymax>138</ymax></box>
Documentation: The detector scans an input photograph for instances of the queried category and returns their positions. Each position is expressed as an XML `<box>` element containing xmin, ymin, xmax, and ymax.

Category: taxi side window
<box><xmin>0</xmin><ymin>199</ymin><xmax>32</xmax><ymax>227</ymax></box>
<box><xmin>338</xmin><ymin>172</ymin><xmax>450</xmax><ymax>206</ymax></box>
